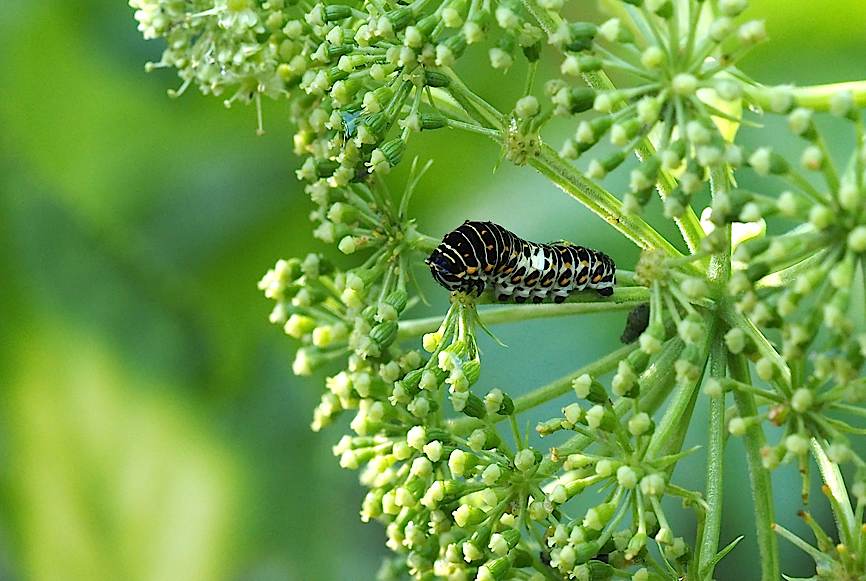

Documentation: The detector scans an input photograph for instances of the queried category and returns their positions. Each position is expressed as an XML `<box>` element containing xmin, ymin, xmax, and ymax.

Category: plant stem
<box><xmin>698</xmin><ymin>333</ymin><xmax>727</xmax><ymax>578</ymax></box>
<box><xmin>440</xmin><ymin>65</ymin><xmax>688</xmax><ymax>260</ymax></box>
<box><xmin>397</xmin><ymin>287</ymin><xmax>650</xmax><ymax>339</ymax></box>
<box><xmin>511</xmin><ymin>343</ymin><xmax>636</xmax><ymax>414</ymax></box>
<box><xmin>448</xmin><ymin>343</ymin><xmax>636</xmax><ymax>434</ymax></box>
<box><xmin>697</xmin><ymin>166</ymin><xmax>732</xmax><ymax>578</ymax></box>
<box><xmin>530</xmin><ymin>144</ymin><xmax>687</xmax><ymax>258</ymax></box>
<box><xmin>440</xmin><ymin>67</ymin><xmax>505</xmax><ymax>129</ymax></box>
<box><xmin>406</xmin><ymin>229</ymin><xmax>440</xmax><ymax>253</ymax></box>
<box><xmin>722</xmin><ymin>305</ymin><xmax>792</xmax><ymax>388</ymax></box>
<box><xmin>581</xmin><ymin>70</ymin><xmax>706</xmax><ymax>254</ymax></box>
<box><xmin>745</xmin><ymin>80</ymin><xmax>866</xmax><ymax>112</ymax></box>
<box><xmin>444</xmin><ymin>118</ymin><xmax>502</xmax><ymax>140</ymax></box>
<box><xmin>520</xmin><ymin>0</ymin><xmax>559</xmax><ymax>37</ymax></box>
<box><xmin>645</xmin><ymin>333</ymin><xmax>710</xmax><ymax>460</ymax></box>
<box><xmin>729</xmin><ymin>354</ymin><xmax>780</xmax><ymax>581</ymax></box>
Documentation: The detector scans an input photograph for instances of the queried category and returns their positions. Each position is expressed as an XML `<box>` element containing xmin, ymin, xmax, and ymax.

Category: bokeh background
<box><xmin>1</xmin><ymin>1</ymin><xmax>866</xmax><ymax>579</ymax></box>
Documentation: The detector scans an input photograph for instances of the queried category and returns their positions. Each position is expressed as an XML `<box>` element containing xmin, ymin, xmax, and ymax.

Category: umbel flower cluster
<box><xmin>133</xmin><ymin>0</ymin><xmax>866</xmax><ymax>578</ymax></box>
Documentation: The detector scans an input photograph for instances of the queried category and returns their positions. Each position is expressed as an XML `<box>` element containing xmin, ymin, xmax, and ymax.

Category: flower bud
<box><xmin>370</xmin><ymin>321</ymin><xmax>398</xmax><ymax>348</ymax></box>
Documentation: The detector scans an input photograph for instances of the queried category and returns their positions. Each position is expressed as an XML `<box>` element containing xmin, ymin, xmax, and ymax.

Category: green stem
<box><xmin>444</xmin><ymin>118</ymin><xmax>502</xmax><ymax>140</ymax></box>
<box><xmin>745</xmin><ymin>80</ymin><xmax>866</xmax><ymax>112</ymax></box>
<box><xmin>698</xmin><ymin>165</ymin><xmax>732</xmax><ymax>578</ymax></box>
<box><xmin>698</xmin><ymin>333</ymin><xmax>727</xmax><ymax>578</ymax></box>
<box><xmin>729</xmin><ymin>354</ymin><xmax>780</xmax><ymax>581</ymax></box>
<box><xmin>520</xmin><ymin>0</ymin><xmax>560</xmax><ymax>36</ymax></box>
<box><xmin>511</xmin><ymin>343</ymin><xmax>636</xmax><ymax>414</ymax></box>
<box><xmin>439</xmin><ymin>61</ymin><xmax>687</xmax><ymax>260</ymax></box>
<box><xmin>582</xmin><ymin>70</ymin><xmax>706</xmax><ymax>255</ymax></box>
<box><xmin>406</xmin><ymin>228</ymin><xmax>440</xmax><ymax>253</ymax></box>
<box><xmin>448</xmin><ymin>343</ymin><xmax>636</xmax><ymax>434</ymax></box>
<box><xmin>722</xmin><ymin>305</ymin><xmax>792</xmax><ymax>389</ymax></box>
<box><xmin>440</xmin><ymin>67</ymin><xmax>505</xmax><ymax>129</ymax></box>
<box><xmin>537</xmin><ymin>338</ymin><xmax>685</xmax><ymax>476</ymax></box>
<box><xmin>645</xmin><ymin>331</ymin><xmax>712</xmax><ymax>460</ymax></box>
<box><xmin>755</xmin><ymin>249</ymin><xmax>829</xmax><ymax>290</ymax></box>
<box><xmin>530</xmin><ymin>144</ymin><xmax>686</xmax><ymax>257</ymax></box>
<box><xmin>397</xmin><ymin>287</ymin><xmax>650</xmax><ymax>339</ymax></box>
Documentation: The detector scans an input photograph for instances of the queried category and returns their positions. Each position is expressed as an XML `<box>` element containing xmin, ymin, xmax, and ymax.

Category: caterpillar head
<box><xmin>425</xmin><ymin>250</ymin><xmax>463</xmax><ymax>292</ymax></box>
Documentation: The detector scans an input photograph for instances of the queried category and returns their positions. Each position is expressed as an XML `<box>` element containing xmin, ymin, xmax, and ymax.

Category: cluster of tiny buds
<box><xmin>532</xmin><ymin>0</ymin><xmax>773</xmax><ymax>221</ymax></box>
<box><xmin>704</xmin><ymin>96</ymin><xmax>866</xmax><ymax>497</ymax></box>
<box><xmin>135</xmin><ymin>0</ymin><xmax>866</xmax><ymax>578</ymax></box>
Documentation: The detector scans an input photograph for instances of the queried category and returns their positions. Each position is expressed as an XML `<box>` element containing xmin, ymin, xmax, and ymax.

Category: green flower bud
<box><xmin>462</xmin><ymin>359</ymin><xmax>481</xmax><ymax>385</ymax></box>
<box><xmin>588</xmin><ymin>150</ymin><xmax>627</xmax><ymax>178</ymax></box>
<box><xmin>379</xmin><ymin>138</ymin><xmax>406</xmax><ymax>167</ymax></box>
<box><xmin>748</xmin><ymin>147</ymin><xmax>789</xmax><ymax>176</ymax></box>
<box><xmin>424</xmin><ymin>70</ymin><xmax>450</xmax><ymax>87</ymax></box>
<box><xmin>322</xmin><ymin>4</ymin><xmax>352</xmax><ymax>21</ymax></box>
<box><xmin>477</xmin><ymin>556</ymin><xmax>511</xmax><ymax>581</ymax></box>
<box><xmin>453</xmin><ymin>504</ymin><xmax>486</xmax><ymax>527</ymax></box>
<box><xmin>522</xmin><ymin>41</ymin><xmax>542</xmax><ymax>62</ymax></box>
<box><xmin>564</xmin><ymin>22</ymin><xmax>597</xmax><ymax>51</ymax></box>
<box><xmin>384</xmin><ymin>288</ymin><xmax>409</xmax><ymax>313</ymax></box>
<box><xmin>610</xmin><ymin>117</ymin><xmax>640</xmax><ymax>146</ymax></box>
<box><xmin>461</xmin><ymin>392</ymin><xmax>487</xmax><ymax>418</ymax></box>
<box><xmin>536</xmin><ymin>418</ymin><xmax>565</xmax><ymax>436</ymax></box>
<box><xmin>417</xmin><ymin>113</ymin><xmax>447</xmax><ymax>130</ymax></box>
<box><xmin>385</xmin><ymin>6</ymin><xmax>412</xmax><ymax>30</ymax></box>
<box><xmin>370</xmin><ymin>321</ymin><xmax>398</xmax><ymax>348</ymax></box>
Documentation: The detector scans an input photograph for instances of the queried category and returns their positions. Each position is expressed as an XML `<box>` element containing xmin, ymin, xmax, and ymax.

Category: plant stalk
<box><xmin>729</xmin><ymin>354</ymin><xmax>780</xmax><ymax>581</ymax></box>
<box><xmin>397</xmin><ymin>287</ymin><xmax>650</xmax><ymax>339</ymax></box>
<box><xmin>448</xmin><ymin>343</ymin><xmax>636</xmax><ymax>435</ymax></box>
<box><xmin>697</xmin><ymin>166</ymin><xmax>733</xmax><ymax>578</ymax></box>
<box><xmin>745</xmin><ymin>80</ymin><xmax>866</xmax><ymax>112</ymax></box>
<box><xmin>530</xmin><ymin>144</ymin><xmax>687</xmax><ymax>258</ymax></box>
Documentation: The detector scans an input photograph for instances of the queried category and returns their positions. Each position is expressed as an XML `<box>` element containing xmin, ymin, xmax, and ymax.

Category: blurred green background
<box><xmin>1</xmin><ymin>1</ymin><xmax>865</xmax><ymax>579</ymax></box>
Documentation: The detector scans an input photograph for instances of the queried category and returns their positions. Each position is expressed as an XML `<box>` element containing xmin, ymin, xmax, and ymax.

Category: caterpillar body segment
<box><xmin>426</xmin><ymin>221</ymin><xmax>616</xmax><ymax>303</ymax></box>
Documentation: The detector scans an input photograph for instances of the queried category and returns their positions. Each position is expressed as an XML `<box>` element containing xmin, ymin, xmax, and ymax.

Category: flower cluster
<box><xmin>526</xmin><ymin>0</ymin><xmax>768</xmax><ymax>218</ymax></box>
<box><xmin>774</xmin><ymin>477</ymin><xmax>866</xmax><ymax>580</ymax></box>
<box><xmin>132</xmin><ymin>0</ymin><xmax>551</xmax><ymax>185</ymax></box>
<box><xmin>535</xmin><ymin>373</ymin><xmax>701</xmax><ymax>578</ymax></box>
<box><xmin>330</xmin><ymin>301</ymin><xmax>549</xmax><ymax>580</ymax></box>
<box><xmin>133</xmin><ymin>0</ymin><xmax>866</xmax><ymax>579</ymax></box>
<box><xmin>713</xmin><ymin>99</ymin><xmax>866</xmax><ymax>502</ymax></box>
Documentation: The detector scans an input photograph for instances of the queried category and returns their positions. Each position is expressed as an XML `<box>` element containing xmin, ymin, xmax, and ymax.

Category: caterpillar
<box><xmin>426</xmin><ymin>221</ymin><xmax>616</xmax><ymax>303</ymax></box>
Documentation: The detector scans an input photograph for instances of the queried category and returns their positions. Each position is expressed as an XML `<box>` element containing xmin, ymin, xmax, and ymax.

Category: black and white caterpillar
<box><xmin>426</xmin><ymin>221</ymin><xmax>616</xmax><ymax>303</ymax></box>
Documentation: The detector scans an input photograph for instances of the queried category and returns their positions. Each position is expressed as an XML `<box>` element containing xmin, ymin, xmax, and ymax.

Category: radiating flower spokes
<box><xmin>132</xmin><ymin>0</ymin><xmax>866</xmax><ymax>578</ymax></box>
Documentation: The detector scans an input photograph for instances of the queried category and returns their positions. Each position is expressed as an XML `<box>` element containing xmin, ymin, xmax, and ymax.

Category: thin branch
<box><xmin>397</xmin><ymin>287</ymin><xmax>650</xmax><ymax>339</ymax></box>
<box><xmin>729</xmin><ymin>354</ymin><xmax>780</xmax><ymax>581</ymax></box>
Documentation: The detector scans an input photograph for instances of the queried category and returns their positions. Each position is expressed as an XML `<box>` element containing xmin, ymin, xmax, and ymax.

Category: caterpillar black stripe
<box><xmin>425</xmin><ymin>221</ymin><xmax>616</xmax><ymax>303</ymax></box>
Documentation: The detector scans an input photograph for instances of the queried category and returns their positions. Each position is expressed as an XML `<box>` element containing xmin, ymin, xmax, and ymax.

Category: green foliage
<box><xmin>6</xmin><ymin>0</ymin><xmax>866</xmax><ymax>580</ymax></box>
<box><xmin>127</xmin><ymin>0</ymin><xmax>866</xmax><ymax>579</ymax></box>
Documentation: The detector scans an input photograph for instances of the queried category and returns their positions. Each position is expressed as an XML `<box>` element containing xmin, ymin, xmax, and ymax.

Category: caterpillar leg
<box><xmin>596</xmin><ymin>287</ymin><xmax>614</xmax><ymax>297</ymax></box>
<box><xmin>493</xmin><ymin>282</ymin><xmax>514</xmax><ymax>303</ymax></box>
